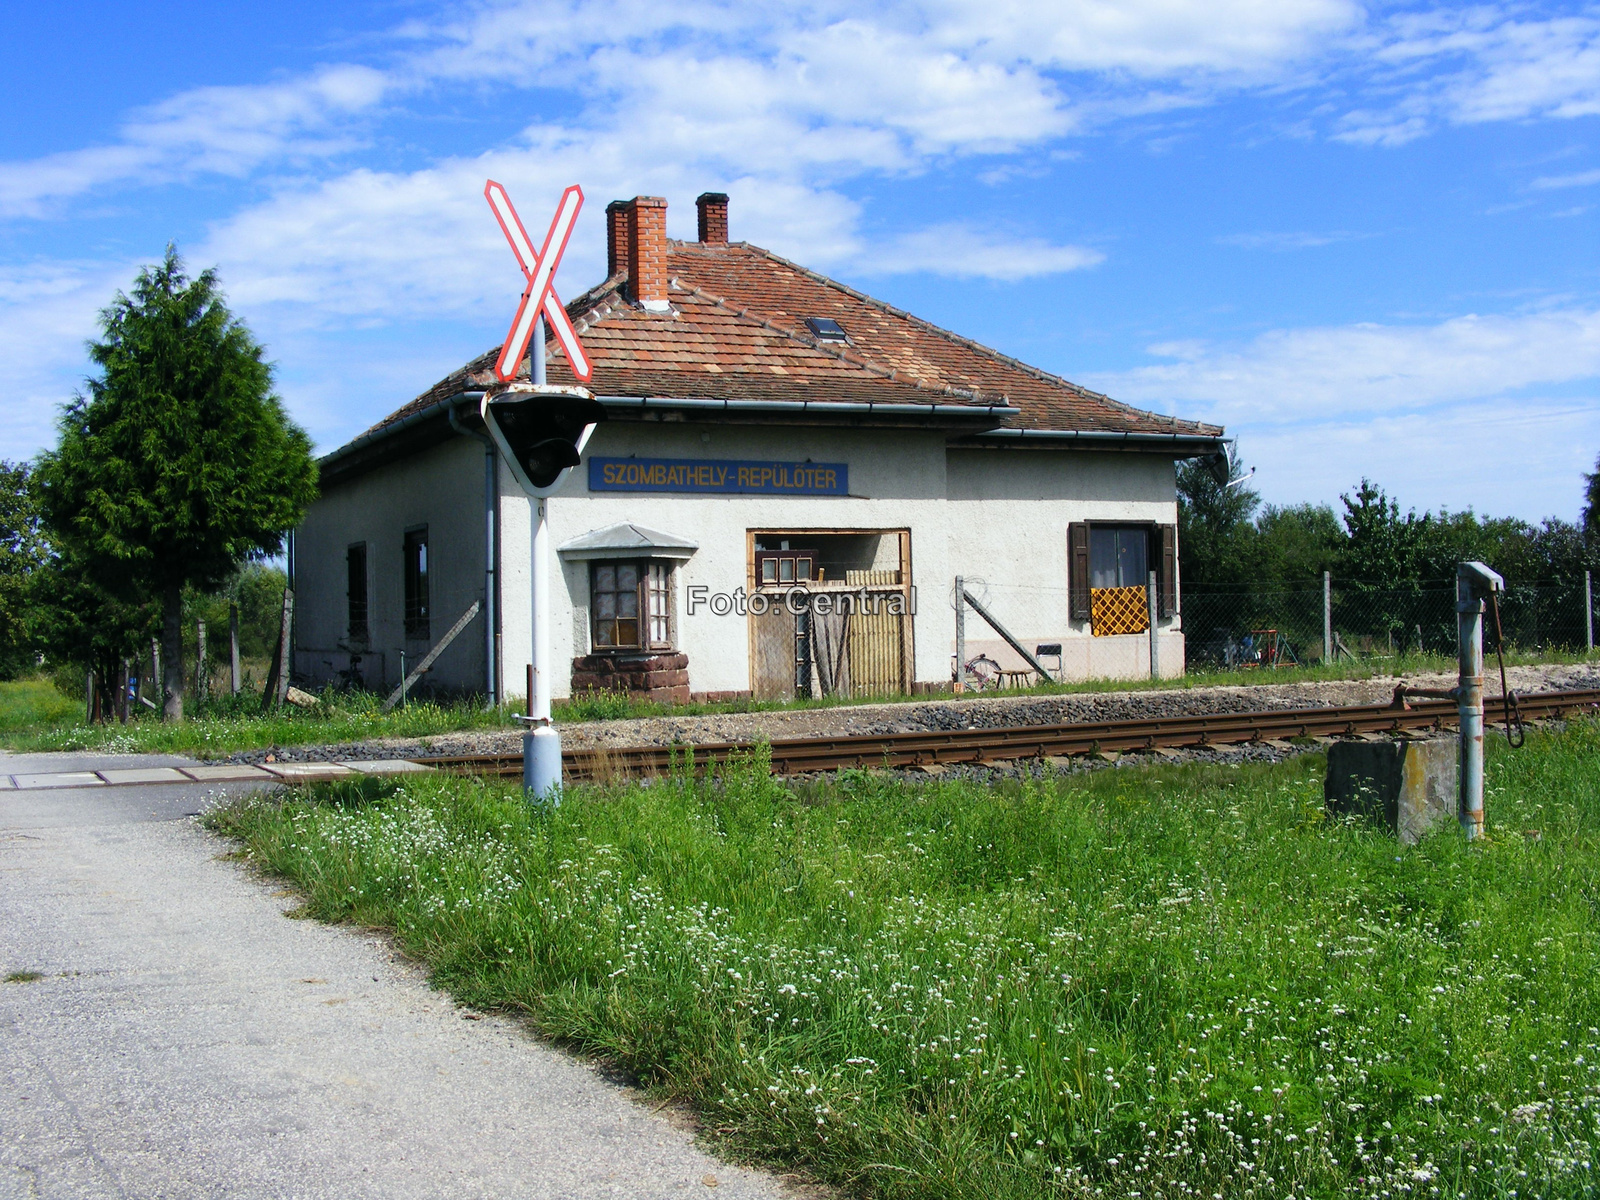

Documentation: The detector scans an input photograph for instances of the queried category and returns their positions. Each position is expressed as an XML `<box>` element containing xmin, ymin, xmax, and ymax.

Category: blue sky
<box><xmin>2</xmin><ymin>0</ymin><xmax>1597</xmax><ymax>523</ymax></box>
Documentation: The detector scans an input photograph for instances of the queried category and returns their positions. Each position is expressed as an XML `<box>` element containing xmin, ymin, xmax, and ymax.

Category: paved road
<box><xmin>0</xmin><ymin>752</ymin><xmax>789</xmax><ymax>1199</ymax></box>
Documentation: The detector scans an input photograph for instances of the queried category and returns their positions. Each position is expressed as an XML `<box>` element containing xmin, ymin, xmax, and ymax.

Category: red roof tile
<box><xmin>356</xmin><ymin>239</ymin><xmax>1221</xmax><ymax>442</ymax></box>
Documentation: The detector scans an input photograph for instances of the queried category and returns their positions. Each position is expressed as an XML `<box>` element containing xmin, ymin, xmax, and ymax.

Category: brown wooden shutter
<box><xmin>1068</xmin><ymin>523</ymin><xmax>1091</xmax><ymax>620</ymax></box>
<box><xmin>1158</xmin><ymin>524</ymin><xmax>1177</xmax><ymax>618</ymax></box>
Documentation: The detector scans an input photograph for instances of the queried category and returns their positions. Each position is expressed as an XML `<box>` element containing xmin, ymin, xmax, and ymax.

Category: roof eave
<box><xmin>950</xmin><ymin>427</ymin><xmax>1228</xmax><ymax>456</ymax></box>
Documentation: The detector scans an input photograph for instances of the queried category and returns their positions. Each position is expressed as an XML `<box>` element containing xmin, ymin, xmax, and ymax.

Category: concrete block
<box><xmin>98</xmin><ymin>767</ymin><xmax>191</xmax><ymax>785</ymax></box>
<box><xmin>1325</xmin><ymin>737</ymin><xmax>1456</xmax><ymax>844</ymax></box>
<box><xmin>343</xmin><ymin>760</ymin><xmax>435</xmax><ymax>775</ymax></box>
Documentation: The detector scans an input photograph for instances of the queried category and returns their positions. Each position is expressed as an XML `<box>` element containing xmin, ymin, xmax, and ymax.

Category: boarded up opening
<box><xmin>748</xmin><ymin>530</ymin><xmax>911</xmax><ymax>700</ymax></box>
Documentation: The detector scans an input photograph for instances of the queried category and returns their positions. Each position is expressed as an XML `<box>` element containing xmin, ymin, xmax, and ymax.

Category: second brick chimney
<box><xmin>605</xmin><ymin>200</ymin><xmax>630</xmax><ymax>280</ymax></box>
<box><xmin>696</xmin><ymin>192</ymin><xmax>729</xmax><ymax>244</ymax></box>
<box><xmin>626</xmin><ymin>196</ymin><xmax>669</xmax><ymax>310</ymax></box>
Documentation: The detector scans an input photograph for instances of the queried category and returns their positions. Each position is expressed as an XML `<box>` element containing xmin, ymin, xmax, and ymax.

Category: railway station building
<box><xmin>294</xmin><ymin>193</ymin><xmax>1226</xmax><ymax>703</ymax></box>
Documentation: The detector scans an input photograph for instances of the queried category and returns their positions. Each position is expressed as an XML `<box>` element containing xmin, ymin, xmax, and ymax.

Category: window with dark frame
<box><xmin>1089</xmin><ymin>526</ymin><xmax>1149</xmax><ymax>589</ymax></box>
<box><xmin>403</xmin><ymin>527</ymin><xmax>430</xmax><ymax>640</ymax></box>
<box><xmin>590</xmin><ymin>560</ymin><xmax>674</xmax><ymax>651</ymax></box>
<box><xmin>346</xmin><ymin>542</ymin><xmax>368</xmax><ymax>644</ymax></box>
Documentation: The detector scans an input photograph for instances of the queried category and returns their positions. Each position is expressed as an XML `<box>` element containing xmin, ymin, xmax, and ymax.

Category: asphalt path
<box><xmin>0</xmin><ymin>751</ymin><xmax>790</xmax><ymax>1199</ymax></box>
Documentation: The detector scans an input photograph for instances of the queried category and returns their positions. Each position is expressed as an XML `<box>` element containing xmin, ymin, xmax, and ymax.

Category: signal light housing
<box><xmin>480</xmin><ymin>385</ymin><xmax>607</xmax><ymax>496</ymax></box>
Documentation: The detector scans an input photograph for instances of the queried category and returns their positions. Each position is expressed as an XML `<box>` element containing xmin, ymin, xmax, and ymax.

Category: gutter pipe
<box><xmin>958</xmin><ymin>428</ymin><xmax>1226</xmax><ymax>452</ymax></box>
<box><xmin>594</xmin><ymin>395</ymin><xmax>1021</xmax><ymax>420</ymax></box>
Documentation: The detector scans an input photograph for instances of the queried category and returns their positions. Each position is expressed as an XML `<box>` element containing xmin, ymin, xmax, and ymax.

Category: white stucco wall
<box><xmin>944</xmin><ymin>448</ymin><xmax>1184</xmax><ymax>681</ymax></box>
<box><xmin>295</xmin><ymin>436</ymin><xmax>491</xmax><ymax>694</ymax></box>
<box><xmin>298</xmin><ymin>422</ymin><xmax>1188</xmax><ymax>700</ymax></box>
<box><xmin>505</xmin><ymin>422</ymin><xmax>952</xmax><ymax>698</ymax></box>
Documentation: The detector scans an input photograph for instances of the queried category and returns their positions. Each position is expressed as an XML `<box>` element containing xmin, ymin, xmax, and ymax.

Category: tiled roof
<box><xmin>358</xmin><ymin>240</ymin><xmax>1221</xmax><ymax>441</ymax></box>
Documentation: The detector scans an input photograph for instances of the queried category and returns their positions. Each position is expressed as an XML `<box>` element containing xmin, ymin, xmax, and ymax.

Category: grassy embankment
<box><xmin>209</xmin><ymin>723</ymin><xmax>1600</xmax><ymax>1199</ymax></box>
<box><xmin>3</xmin><ymin>646</ymin><xmax>1591</xmax><ymax>757</ymax></box>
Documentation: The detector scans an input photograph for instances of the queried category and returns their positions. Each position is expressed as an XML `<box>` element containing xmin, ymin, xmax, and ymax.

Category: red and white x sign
<box><xmin>485</xmin><ymin>180</ymin><xmax>593</xmax><ymax>383</ymax></box>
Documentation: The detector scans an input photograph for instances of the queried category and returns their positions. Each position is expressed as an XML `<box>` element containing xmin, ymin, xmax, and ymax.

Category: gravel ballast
<box><xmin>219</xmin><ymin>663</ymin><xmax>1600</xmax><ymax>769</ymax></box>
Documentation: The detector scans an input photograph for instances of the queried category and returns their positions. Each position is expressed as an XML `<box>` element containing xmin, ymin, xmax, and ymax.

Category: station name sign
<box><xmin>589</xmin><ymin>457</ymin><xmax>847</xmax><ymax>495</ymax></box>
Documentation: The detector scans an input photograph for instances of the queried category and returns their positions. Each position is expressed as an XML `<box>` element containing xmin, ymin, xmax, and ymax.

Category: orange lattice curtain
<box><xmin>1091</xmin><ymin>586</ymin><xmax>1149</xmax><ymax>636</ymax></box>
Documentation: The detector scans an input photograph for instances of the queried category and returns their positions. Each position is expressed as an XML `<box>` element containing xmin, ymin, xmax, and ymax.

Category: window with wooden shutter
<box><xmin>1159</xmin><ymin>524</ymin><xmax>1177</xmax><ymax>618</ymax></box>
<box><xmin>1068</xmin><ymin>523</ymin><xmax>1090</xmax><ymax>620</ymax></box>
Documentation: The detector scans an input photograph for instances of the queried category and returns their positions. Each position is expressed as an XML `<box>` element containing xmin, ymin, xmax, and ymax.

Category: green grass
<box><xmin>209</xmin><ymin>724</ymin><xmax>1600</xmax><ymax>1199</ymax></box>
<box><xmin>0</xmin><ymin>681</ymin><xmax>524</xmax><ymax>756</ymax></box>
<box><xmin>4</xmin><ymin>646</ymin><xmax>1592</xmax><ymax>757</ymax></box>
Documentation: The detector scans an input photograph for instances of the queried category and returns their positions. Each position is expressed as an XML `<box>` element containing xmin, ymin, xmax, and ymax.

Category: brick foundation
<box><xmin>570</xmin><ymin>651</ymin><xmax>690</xmax><ymax>704</ymax></box>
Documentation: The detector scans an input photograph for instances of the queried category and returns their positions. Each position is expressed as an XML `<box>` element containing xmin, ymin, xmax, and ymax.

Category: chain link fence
<box><xmin>1183</xmin><ymin>577</ymin><xmax>1598</xmax><ymax>668</ymax></box>
<box><xmin>951</xmin><ymin>573</ymin><xmax>1597</xmax><ymax>683</ymax></box>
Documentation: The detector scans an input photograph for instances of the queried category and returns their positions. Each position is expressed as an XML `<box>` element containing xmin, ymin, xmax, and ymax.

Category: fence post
<box><xmin>150</xmin><ymin>638</ymin><xmax>161</xmax><ymax>708</ymax></box>
<box><xmin>1147</xmin><ymin>570</ymin><xmax>1160</xmax><ymax>680</ymax></box>
<box><xmin>1323</xmin><ymin>571</ymin><xmax>1332</xmax><ymax>664</ymax></box>
<box><xmin>954</xmin><ymin>575</ymin><xmax>966</xmax><ymax>693</ymax></box>
<box><xmin>229</xmin><ymin>602</ymin><xmax>241</xmax><ymax>695</ymax></box>
<box><xmin>196</xmin><ymin>619</ymin><xmax>207</xmax><ymax>705</ymax></box>
<box><xmin>1587</xmin><ymin>569</ymin><xmax>1594</xmax><ymax>654</ymax></box>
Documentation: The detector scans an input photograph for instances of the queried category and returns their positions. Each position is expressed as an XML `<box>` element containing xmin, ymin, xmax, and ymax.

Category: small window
<box><xmin>646</xmin><ymin>562</ymin><xmax>672</xmax><ymax>646</ymax></box>
<box><xmin>1089</xmin><ymin>526</ymin><xmax>1149</xmax><ymax>589</ymax></box>
<box><xmin>403</xmin><ymin>527</ymin><xmax>430</xmax><ymax>640</ymax></box>
<box><xmin>804</xmin><ymin>316</ymin><xmax>847</xmax><ymax>342</ymax></box>
<box><xmin>591</xmin><ymin>560</ymin><xmax>674</xmax><ymax>650</ymax></box>
<box><xmin>346</xmin><ymin>543</ymin><xmax>368</xmax><ymax>643</ymax></box>
<box><xmin>755</xmin><ymin>550</ymin><xmax>817</xmax><ymax>586</ymax></box>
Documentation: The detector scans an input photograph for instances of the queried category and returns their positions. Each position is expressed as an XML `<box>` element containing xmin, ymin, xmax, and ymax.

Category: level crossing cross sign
<box><xmin>484</xmin><ymin>180</ymin><xmax>593</xmax><ymax>383</ymax></box>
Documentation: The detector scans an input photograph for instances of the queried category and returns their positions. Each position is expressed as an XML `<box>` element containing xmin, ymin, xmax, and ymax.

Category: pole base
<box><xmin>523</xmin><ymin>725</ymin><xmax>562</xmax><ymax>806</ymax></box>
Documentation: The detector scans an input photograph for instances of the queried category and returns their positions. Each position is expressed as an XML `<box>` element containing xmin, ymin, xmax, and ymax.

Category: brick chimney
<box><xmin>696</xmin><ymin>192</ymin><xmax>729</xmax><ymax>244</ymax></box>
<box><xmin>605</xmin><ymin>200</ymin><xmax>630</xmax><ymax>280</ymax></box>
<box><xmin>626</xmin><ymin>196</ymin><xmax>669</xmax><ymax>310</ymax></box>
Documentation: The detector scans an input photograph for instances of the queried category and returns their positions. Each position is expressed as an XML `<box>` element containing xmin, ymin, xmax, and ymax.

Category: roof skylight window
<box><xmin>805</xmin><ymin>317</ymin><xmax>848</xmax><ymax>342</ymax></box>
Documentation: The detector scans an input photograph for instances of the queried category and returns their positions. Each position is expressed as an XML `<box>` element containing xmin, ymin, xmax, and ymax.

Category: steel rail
<box><xmin>414</xmin><ymin>686</ymin><xmax>1600</xmax><ymax>783</ymax></box>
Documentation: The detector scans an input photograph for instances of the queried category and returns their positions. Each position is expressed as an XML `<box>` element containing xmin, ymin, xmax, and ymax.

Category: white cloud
<box><xmin>0</xmin><ymin>65</ymin><xmax>392</xmax><ymax>218</ymax></box>
<box><xmin>857</xmin><ymin>223</ymin><xmax>1104</xmax><ymax>280</ymax></box>
<box><xmin>0</xmin><ymin>260</ymin><xmax>140</xmax><ymax>455</ymax></box>
<box><xmin>1242</xmin><ymin>399</ymin><xmax>1600</xmax><ymax>521</ymax></box>
<box><xmin>1338</xmin><ymin>8</ymin><xmax>1600</xmax><ymax>145</ymax></box>
<box><xmin>1092</xmin><ymin>308</ymin><xmax>1600</xmax><ymax>424</ymax></box>
<box><xmin>1532</xmin><ymin>166</ymin><xmax>1600</xmax><ymax>189</ymax></box>
<box><xmin>1215</xmin><ymin>229</ymin><xmax>1372</xmax><ymax>250</ymax></box>
<box><xmin>1084</xmin><ymin>308</ymin><xmax>1600</xmax><ymax>519</ymax></box>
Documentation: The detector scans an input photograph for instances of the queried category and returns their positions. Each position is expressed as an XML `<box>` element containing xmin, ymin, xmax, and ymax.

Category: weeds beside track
<box><xmin>212</xmin><ymin>719</ymin><xmax>1600</xmax><ymax>1199</ymax></box>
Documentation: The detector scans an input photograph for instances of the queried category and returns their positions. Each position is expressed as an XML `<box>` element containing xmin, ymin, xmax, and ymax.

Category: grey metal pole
<box><xmin>399</xmin><ymin>650</ymin><xmax>407</xmax><ymax>709</ymax></box>
<box><xmin>1587</xmin><ymin>569</ymin><xmax>1594</xmax><ymax>654</ymax></box>
<box><xmin>1456</xmin><ymin>563</ymin><xmax>1502</xmax><ymax>840</ymax></box>
<box><xmin>954</xmin><ymin>575</ymin><xmax>966</xmax><ymax>692</ymax></box>
<box><xmin>523</xmin><ymin>312</ymin><xmax>562</xmax><ymax>802</ymax></box>
<box><xmin>484</xmin><ymin>442</ymin><xmax>498</xmax><ymax>705</ymax></box>
<box><xmin>1323</xmin><ymin>571</ymin><xmax>1332</xmax><ymax>664</ymax></box>
<box><xmin>1147</xmin><ymin>569</ymin><xmax>1160</xmax><ymax>680</ymax></box>
<box><xmin>196</xmin><ymin>619</ymin><xmax>207</xmax><ymax>705</ymax></box>
<box><xmin>532</xmin><ymin>311</ymin><xmax>546</xmax><ymax>386</ymax></box>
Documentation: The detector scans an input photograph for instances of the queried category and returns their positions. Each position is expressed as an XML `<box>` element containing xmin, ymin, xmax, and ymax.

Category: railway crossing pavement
<box><xmin>0</xmin><ymin>750</ymin><xmax>792</xmax><ymax>1199</ymax></box>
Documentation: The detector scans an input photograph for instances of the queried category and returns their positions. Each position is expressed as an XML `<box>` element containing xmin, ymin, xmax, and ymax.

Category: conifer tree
<box><xmin>35</xmin><ymin>247</ymin><xmax>317</xmax><ymax>720</ymax></box>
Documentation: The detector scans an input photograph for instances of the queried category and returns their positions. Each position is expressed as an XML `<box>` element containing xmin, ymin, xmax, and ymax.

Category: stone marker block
<box><xmin>1325</xmin><ymin>737</ymin><xmax>1457</xmax><ymax>844</ymax></box>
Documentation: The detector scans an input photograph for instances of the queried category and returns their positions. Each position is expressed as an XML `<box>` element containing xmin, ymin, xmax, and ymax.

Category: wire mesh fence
<box><xmin>1182</xmin><ymin>579</ymin><xmax>1597</xmax><ymax>668</ymax></box>
<box><xmin>952</xmin><ymin>573</ymin><xmax>1598</xmax><ymax>683</ymax></box>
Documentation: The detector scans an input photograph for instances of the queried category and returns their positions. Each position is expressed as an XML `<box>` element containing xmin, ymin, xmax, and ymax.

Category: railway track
<box><xmin>418</xmin><ymin>686</ymin><xmax>1600</xmax><ymax>782</ymax></box>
